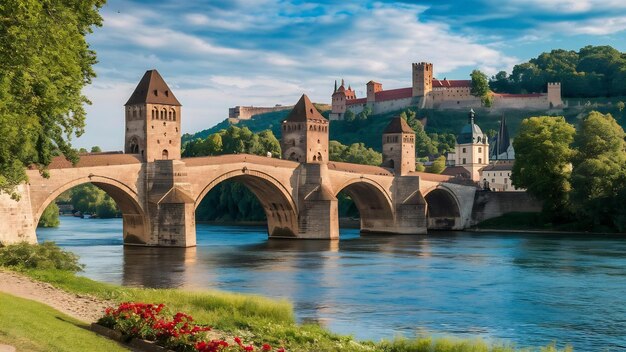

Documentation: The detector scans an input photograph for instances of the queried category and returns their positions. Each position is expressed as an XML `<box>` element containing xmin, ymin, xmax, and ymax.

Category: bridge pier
<box><xmin>143</xmin><ymin>160</ymin><xmax>196</xmax><ymax>247</ymax></box>
<box><xmin>296</xmin><ymin>164</ymin><xmax>339</xmax><ymax>239</ymax></box>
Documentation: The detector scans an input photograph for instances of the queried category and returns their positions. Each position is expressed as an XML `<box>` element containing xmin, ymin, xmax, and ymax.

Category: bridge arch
<box><xmin>334</xmin><ymin>178</ymin><xmax>395</xmax><ymax>233</ymax></box>
<box><xmin>423</xmin><ymin>185</ymin><xmax>461</xmax><ymax>230</ymax></box>
<box><xmin>34</xmin><ymin>175</ymin><xmax>149</xmax><ymax>244</ymax></box>
<box><xmin>194</xmin><ymin>168</ymin><xmax>299</xmax><ymax>238</ymax></box>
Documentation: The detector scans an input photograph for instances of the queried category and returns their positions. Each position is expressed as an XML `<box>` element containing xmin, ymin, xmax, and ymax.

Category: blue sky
<box><xmin>79</xmin><ymin>0</ymin><xmax>626</xmax><ymax>150</ymax></box>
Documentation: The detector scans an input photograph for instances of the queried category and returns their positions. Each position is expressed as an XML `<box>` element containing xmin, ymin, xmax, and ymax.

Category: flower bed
<box><xmin>97</xmin><ymin>302</ymin><xmax>285</xmax><ymax>352</ymax></box>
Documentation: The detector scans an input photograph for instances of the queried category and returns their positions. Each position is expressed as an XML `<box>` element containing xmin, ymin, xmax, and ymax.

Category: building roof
<box><xmin>384</xmin><ymin>116</ymin><xmax>414</xmax><ymax>134</ymax></box>
<box><xmin>457</xmin><ymin>109</ymin><xmax>486</xmax><ymax>144</ymax></box>
<box><xmin>441</xmin><ymin>166</ymin><xmax>471</xmax><ymax>179</ymax></box>
<box><xmin>125</xmin><ymin>70</ymin><xmax>181</xmax><ymax>106</ymax></box>
<box><xmin>285</xmin><ymin>94</ymin><xmax>327</xmax><ymax>123</ymax></box>
<box><xmin>481</xmin><ymin>162</ymin><xmax>514</xmax><ymax>172</ymax></box>
<box><xmin>432</xmin><ymin>79</ymin><xmax>471</xmax><ymax>88</ymax></box>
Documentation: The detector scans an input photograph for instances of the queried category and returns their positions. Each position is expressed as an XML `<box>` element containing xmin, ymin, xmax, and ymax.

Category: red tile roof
<box><xmin>432</xmin><ymin>79</ymin><xmax>472</xmax><ymax>88</ymax></box>
<box><xmin>125</xmin><ymin>70</ymin><xmax>181</xmax><ymax>106</ymax></box>
<box><xmin>374</xmin><ymin>87</ymin><xmax>413</xmax><ymax>102</ymax></box>
<box><xmin>346</xmin><ymin>97</ymin><xmax>367</xmax><ymax>105</ymax></box>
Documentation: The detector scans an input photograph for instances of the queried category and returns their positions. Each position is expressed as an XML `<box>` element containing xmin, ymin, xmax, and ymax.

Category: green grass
<box><xmin>10</xmin><ymin>268</ymin><xmax>573</xmax><ymax>352</ymax></box>
<box><xmin>0</xmin><ymin>291</ymin><xmax>129</xmax><ymax>352</ymax></box>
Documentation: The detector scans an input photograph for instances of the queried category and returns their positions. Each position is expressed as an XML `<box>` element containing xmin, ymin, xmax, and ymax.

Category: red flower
<box><xmin>262</xmin><ymin>343</ymin><xmax>272</xmax><ymax>351</ymax></box>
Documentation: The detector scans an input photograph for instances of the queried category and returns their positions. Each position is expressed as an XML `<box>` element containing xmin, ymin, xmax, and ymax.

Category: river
<box><xmin>37</xmin><ymin>217</ymin><xmax>626</xmax><ymax>351</ymax></box>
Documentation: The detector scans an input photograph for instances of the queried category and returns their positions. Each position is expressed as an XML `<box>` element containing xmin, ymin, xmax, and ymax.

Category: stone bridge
<box><xmin>0</xmin><ymin>70</ymin><xmax>480</xmax><ymax>247</ymax></box>
<box><xmin>0</xmin><ymin>153</ymin><xmax>476</xmax><ymax>247</ymax></box>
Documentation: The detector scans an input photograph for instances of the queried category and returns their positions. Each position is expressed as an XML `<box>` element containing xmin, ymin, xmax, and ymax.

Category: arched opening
<box><xmin>162</xmin><ymin>149</ymin><xmax>169</xmax><ymax>160</ymax></box>
<box><xmin>335</xmin><ymin>179</ymin><xmax>394</xmax><ymax>235</ymax></box>
<box><xmin>128</xmin><ymin>136</ymin><xmax>139</xmax><ymax>154</ymax></box>
<box><xmin>195</xmin><ymin>171</ymin><xmax>299</xmax><ymax>238</ymax></box>
<box><xmin>34</xmin><ymin>178</ymin><xmax>148</xmax><ymax>245</ymax></box>
<box><xmin>424</xmin><ymin>188</ymin><xmax>461</xmax><ymax>230</ymax></box>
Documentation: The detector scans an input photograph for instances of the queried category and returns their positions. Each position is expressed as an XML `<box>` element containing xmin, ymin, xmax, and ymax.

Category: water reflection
<box><xmin>37</xmin><ymin>217</ymin><xmax>626</xmax><ymax>351</ymax></box>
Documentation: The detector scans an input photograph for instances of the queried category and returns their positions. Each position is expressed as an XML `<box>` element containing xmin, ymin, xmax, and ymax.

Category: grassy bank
<box><xmin>0</xmin><ymin>291</ymin><xmax>128</xmax><ymax>352</ymax></box>
<box><xmin>7</xmin><ymin>268</ymin><xmax>571</xmax><ymax>352</ymax></box>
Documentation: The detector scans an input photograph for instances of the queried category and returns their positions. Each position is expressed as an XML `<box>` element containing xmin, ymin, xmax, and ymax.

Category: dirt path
<box><xmin>0</xmin><ymin>270</ymin><xmax>112</xmax><ymax>323</ymax></box>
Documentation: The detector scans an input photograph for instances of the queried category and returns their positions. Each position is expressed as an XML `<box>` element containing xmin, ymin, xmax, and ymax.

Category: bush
<box><xmin>0</xmin><ymin>242</ymin><xmax>83</xmax><ymax>272</ymax></box>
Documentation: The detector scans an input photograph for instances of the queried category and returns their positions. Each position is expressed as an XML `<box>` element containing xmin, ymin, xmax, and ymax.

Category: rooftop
<box><xmin>285</xmin><ymin>94</ymin><xmax>328</xmax><ymax>123</ymax></box>
<box><xmin>125</xmin><ymin>69</ymin><xmax>181</xmax><ymax>106</ymax></box>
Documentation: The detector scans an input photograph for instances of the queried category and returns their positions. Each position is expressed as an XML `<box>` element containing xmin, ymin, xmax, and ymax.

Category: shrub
<box><xmin>0</xmin><ymin>242</ymin><xmax>83</xmax><ymax>272</ymax></box>
<box><xmin>99</xmin><ymin>302</ymin><xmax>285</xmax><ymax>352</ymax></box>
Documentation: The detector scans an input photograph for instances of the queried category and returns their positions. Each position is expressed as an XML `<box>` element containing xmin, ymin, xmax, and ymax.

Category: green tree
<box><xmin>69</xmin><ymin>184</ymin><xmax>120</xmax><ymax>218</ymax></box>
<box><xmin>328</xmin><ymin>140</ymin><xmax>381</xmax><ymax>166</ymax></box>
<box><xmin>0</xmin><ymin>0</ymin><xmax>104</xmax><ymax>199</ymax></box>
<box><xmin>90</xmin><ymin>146</ymin><xmax>102</xmax><ymax>153</ymax></box>
<box><xmin>570</xmin><ymin>111</ymin><xmax>626</xmax><ymax>231</ymax></box>
<box><xmin>470</xmin><ymin>70</ymin><xmax>491</xmax><ymax>106</ymax></box>
<box><xmin>38</xmin><ymin>203</ymin><xmax>60</xmax><ymax>228</ymax></box>
<box><xmin>617</xmin><ymin>101</ymin><xmax>625</xmax><ymax>112</ymax></box>
<box><xmin>415</xmin><ymin>162</ymin><xmax>425</xmax><ymax>172</ymax></box>
<box><xmin>511</xmin><ymin>116</ymin><xmax>575</xmax><ymax>219</ymax></box>
<box><xmin>344</xmin><ymin>110</ymin><xmax>355</xmax><ymax>122</ymax></box>
<box><xmin>425</xmin><ymin>156</ymin><xmax>446</xmax><ymax>174</ymax></box>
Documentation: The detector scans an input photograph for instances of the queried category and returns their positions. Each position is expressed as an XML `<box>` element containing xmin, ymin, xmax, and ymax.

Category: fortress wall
<box><xmin>470</xmin><ymin>191</ymin><xmax>542</xmax><ymax>226</ymax></box>
<box><xmin>435</xmin><ymin>98</ymin><xmax>482</xmax><ymax>109</ymax></box>
<box><xmin>372</xmin><ymin>98</ymin><xmax>413</xmax><ymax>115</ymax></box>
<box><xmin>229</xmin><ymin>105</ymin><xmax>293</xmax><ymax>120</ymax></box>
<box><xmin>492</xmin><ymin>96</ymin><xmax>549</xmax><ymax>109</ymax></box>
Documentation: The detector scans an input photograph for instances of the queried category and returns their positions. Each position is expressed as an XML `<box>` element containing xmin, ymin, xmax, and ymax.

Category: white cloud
<box><xmin>547</xmin><ymin>16</ymin><xmax>626</xmax><ymax>35</ymax></box>
<box><xmin>79</xmin><ymin>0</ymin><xmax>521</xmax><ymax>150</ymax></box>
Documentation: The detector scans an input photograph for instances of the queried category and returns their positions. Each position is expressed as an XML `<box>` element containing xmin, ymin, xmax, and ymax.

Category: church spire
<box><xmin>468</xmin><ymin>108</ymin><xmax>475</xmax><ymax>124</ymax></box>
<box><xmin>495</xmin><ymin>115</ymin><xmax>511</xmax><ymax>159</ymax></box>
<box><xmin>334</xmin><ymin>80</ymin><xmax>337</xmax><ymax>93</ymax></box>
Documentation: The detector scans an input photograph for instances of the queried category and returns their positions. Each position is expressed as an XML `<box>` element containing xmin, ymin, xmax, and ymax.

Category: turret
<box><xmin>455</xmin><ymin>109</ymin><xmax>489</xmax><ymax>181</ymax></box>
<box><xmin>412</xmin><ymin>62</ymin><xmax>433</xmax><ymax>97</ymax></box>
<box><xmin>382</xmin><ymin>116</ymin><xmax>415</xmax><ymax>175</ymax></box>
<box><xmin>366</xmin><ymin>80</ymin><xmax>382</xmax><ymax>103</ymax></box>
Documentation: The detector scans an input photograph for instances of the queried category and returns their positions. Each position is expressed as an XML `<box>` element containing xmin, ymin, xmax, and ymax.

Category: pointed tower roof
<box><xmin>125</xmin><ymin>70</ymin><xmax>181</xmax><ymax>106</ymax></box>
<box><xmin>384</xmin><ymin>116</ymin><xmax>414</xmax><ymax>134</ymax></box>
<box><xmin>495</xmin><ymin>115</ymin><xmax>511</xmax><ymax>157</ymax></box>
<box><xmin>285</xmin><ymin>94</ymin><xmax>326</xmax><ymax>122</ymax></box>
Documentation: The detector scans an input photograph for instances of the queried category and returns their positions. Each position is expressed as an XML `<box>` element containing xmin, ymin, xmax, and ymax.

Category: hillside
<box><xmin>183</xmin><ymin>96</ymin><xmax>626</xmax><ymax>152</ymax></box>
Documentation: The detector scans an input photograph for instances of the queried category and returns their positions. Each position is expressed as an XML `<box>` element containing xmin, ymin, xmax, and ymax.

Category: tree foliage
<box><xmin>0</xmin><ymin>0</ymin><xmax>104</xmax><ymax>199</ymax></box>
<box><xmin>470</xmin><ymin>70</ymin><xmax>491</xmax><ymax>106</ymax></box>
<box><xmin>329</xmin><ymin>140</ymin><xmax>382</xmax><ymax>165</ymax></box>
<box><xmin>68</xmin><ymin>184</ymin><xmax>120</xmax><ymax>218</ymax></box>
<box><xmin>490</xmin><ymin>45</ymin><xmax>626</xmax><ymax>97</ymax></box>
<box><xmin>425</xmin><ymin>156</ymin><xmax>446</xmax><ymax>174</ymax></box>
<box><xmin>570</xmin><ymin>112</ymin><xmax>626</xmax><ymax>231</ymax></box>
<box><xmin>511</xmin><ymin>116</ymin><xmax>575</xmax><ymax>218</ymax></box>
<box><xmin>38</xmin><ymin>203</ymin><xmax>60</xmax><ymax>228</ymax></box>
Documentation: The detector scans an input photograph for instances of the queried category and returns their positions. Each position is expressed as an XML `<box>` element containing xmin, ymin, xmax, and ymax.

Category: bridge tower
<box><xmin>125</xmin><ymin>69</ymin><xmax>182</xmax><ymax>162</ymax></box>
<box><xmin>382</xmin><ymin>116</ymin><xmax>416</xmax><ymax>175</ymax></box>
<box><xmin>281</xmin><ymin>95</ymin><xmax>338</xmax><ymax>239</ymax></box>
<box><xmin>125</xmin><ymin>70</ymin><xmax>195</xmax><ymax>247</ymax></box>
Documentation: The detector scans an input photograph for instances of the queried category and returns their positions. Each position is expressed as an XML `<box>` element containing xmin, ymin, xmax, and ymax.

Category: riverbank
<box><xmin>0</xmin><ymin>267</ymin><xmax>572</xmax><ymax>352</ymax></box>
<box><xmin>473</xmin><ymin>212</ymin><xmax>625</xmax><ymax>235</ymax></box>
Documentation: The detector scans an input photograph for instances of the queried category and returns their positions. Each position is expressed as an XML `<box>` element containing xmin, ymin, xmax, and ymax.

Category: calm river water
<box><xmin>38</xmin><ymin>217</ymin><xmax>626</xmax><ymax>351</ymax></box>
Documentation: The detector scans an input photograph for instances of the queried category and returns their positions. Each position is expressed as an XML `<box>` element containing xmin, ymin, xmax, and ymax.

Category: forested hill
<box><xmin>490</xmin><ymin>45</ymin><xmax>626</xmax><ymax>97</ymax></box>
<box><xmin>183</xmin><ymin>102</ymin><xmax>625</xmax><ymax>153</ymax></box>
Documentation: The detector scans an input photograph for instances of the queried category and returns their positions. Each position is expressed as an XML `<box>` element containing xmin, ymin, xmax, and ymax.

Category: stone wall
<box><xmin>229</xmin><ymin>105</ymin><xmax>293</xmax><ymax>120</ymax></box>
<box><xmin>470</xmin><ymin>191</ymin><xmax>542</xmax><ymax>225</ymax></box>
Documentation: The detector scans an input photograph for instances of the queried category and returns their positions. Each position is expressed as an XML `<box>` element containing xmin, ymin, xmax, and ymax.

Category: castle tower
<box><xmin>125</xmin><ymin>70</ymin><xmax>181</xmax><ymax>162</ymax></box>
<box><xmin>281</xmin><ymin>94</ymin><xmax>329</xmax><ymax>163</ymax></box>
<box><xmin>455</xmin><ymin>109</ymin><xmax>489</xmax><ymax>181</ymax></box>
<box><xmin>366</xmin><ymin>80</ymin><xmax>382</xmax><ymax>103</ymax></box>
<box><xmin>412</xmin><ymin>62</ymin><xmax>433</xmax><ymax>97</ymax></box>
<box><xmin>382</xmin><ymin>116</ymin><xmax>415</xmax><ymax>175</ymax></box>
<box><xmin>547</xmin><ymin>82</ymin><xmax>563</xmax><ymax>108</ymax></box>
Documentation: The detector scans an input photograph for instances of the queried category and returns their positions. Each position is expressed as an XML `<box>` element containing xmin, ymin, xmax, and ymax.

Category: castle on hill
<box><xmin>329</xmin><ymin>62</ymin><xmax>564</xmax><ymax>120</ymax></box>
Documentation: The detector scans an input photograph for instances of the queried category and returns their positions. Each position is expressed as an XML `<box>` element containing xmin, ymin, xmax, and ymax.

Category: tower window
<box><xmin>162</xmin><ymin>149</ymin><xmax>169</xmax><ymax>160</ymax></box>
<box><xmin>462</xmin><ymin>148</ymin><xmax>466</xmax><ymax>153</ymax></box>
<box><xmin>478</xmin><ymin>147</ymin><xmax>482</xmax><ymax>153</ymax></box>
<box><xmin>172</xmin><ymin>110</ymin><xmax>176</xmax><ymax>121</ymax></box>
<box><xmin>478</xmin><ymin>158</ymin><xmax>482</xmax><ymax>163</ymax></box>
<box><xmin>462</xmin><ymin>158</ymin><xmax>466</xmax><ymax>164</ymax></box>
<box><xmin>153</xmin><ymin>90</ymin><xmax>158</xmax><ymax>96</ymax></box>
<box><xmin>165</xmin><ymin>90</ymin><xmax>169</xmax><ymax>97</ymax></box>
